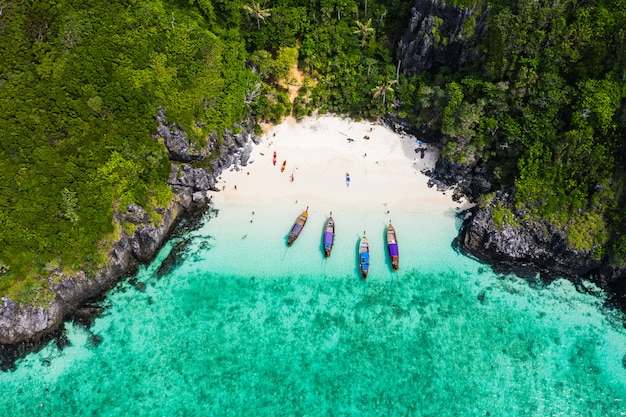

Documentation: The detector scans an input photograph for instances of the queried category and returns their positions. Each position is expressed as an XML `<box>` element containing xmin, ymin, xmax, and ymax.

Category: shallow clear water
<box><xmin>2</xmin><ymin>203</ymin><xmax>625</xmax><ymax>416</ymax></box>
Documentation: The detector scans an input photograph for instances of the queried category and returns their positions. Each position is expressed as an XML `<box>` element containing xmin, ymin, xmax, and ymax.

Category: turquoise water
<box><xmin>1</xmin><ymin>203</ymin><xmax>625</xmax><ymax>416</ymax></box>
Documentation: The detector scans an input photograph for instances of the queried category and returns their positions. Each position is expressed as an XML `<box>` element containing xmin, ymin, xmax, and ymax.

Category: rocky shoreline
<box><xmin>390</xmin><ymin>0</ymin><xmax>626</xmax><ymax>311</ymax></box>
<box><xmin>382</xmin><ymin>101</ymin><xmax>626</xmax><ymax>313</ymax></box>
<box><xmin>2</xmin><ymin>0</ymin><xmax>624</xmax><ymax>369</ymax></box>
<box><xmin>0</xmin><ymin>109</ymin><xmax>258</xmax><ymax>369</ymax></box>
<box><xmin>2</xmin><ymin>110</ymin><xmax>625</xmax><ymax>369</ymax></box>
<box><xmin>455</xmin><ymin>192</ymin><xmax>626</xmax><ymax>313</ymax></box>
<box><xmin>422</xmin><ymin>131</ymin><xmax>626</xmax><ymax>312</ymax></box>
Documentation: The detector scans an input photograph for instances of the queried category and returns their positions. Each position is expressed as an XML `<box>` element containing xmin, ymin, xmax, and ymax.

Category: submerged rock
<box><xmin>72</xmin><ymin>306</ymin><xmax>105</xmax><ymax>328</ymax></box>
<box><xmin>156</xmin><ymin>239</ymin><xmax>190</xmax><ymax>278</ymax></box>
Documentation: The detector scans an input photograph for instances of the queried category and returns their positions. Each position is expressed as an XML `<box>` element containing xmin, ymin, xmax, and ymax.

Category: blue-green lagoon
<box><xmin>1</xmin><ymin>202</ymin><xmax>625</xmax><ymax>416</ymax></box>
<box><xmin>2</xmin><ymin>117</ymin><xmax>625</xmax><ymax>416</ymax></box>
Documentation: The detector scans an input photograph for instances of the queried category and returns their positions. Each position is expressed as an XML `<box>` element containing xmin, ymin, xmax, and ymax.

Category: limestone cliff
<box><xmin>457</xmin><ymin>192</ymin><xmax>626</xmax><ymax>305</ymax></box>
<box><xmin>394</xmin><ymin>1</ymin><xmax>626</xmax><ymax>307</ymax></box>
<box><xmin>0</xmin><ymin>110</ymin><xmax>259</xmax><ymax>361</ymax></box>
<box><xmin>396</xmin><ymin>0</ymin><xmax>489</xmax><ymax>76</ymax></box>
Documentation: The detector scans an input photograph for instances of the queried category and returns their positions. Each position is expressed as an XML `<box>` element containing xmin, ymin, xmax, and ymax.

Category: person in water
<box><xmin>345</xmin><ymin>172</ymin><xmax>350</xmax><ymax>187</ymax></box>
<box><xmin>273</xmin><ymin>151</ymin><xmax>277</xmax><ymax>166</ymax></box>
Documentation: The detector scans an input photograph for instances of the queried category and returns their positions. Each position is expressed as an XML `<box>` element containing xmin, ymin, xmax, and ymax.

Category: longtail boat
<box><xmin>387</xmin><ymin>221</ymin><xmax>399</xmax><ymax>271</ymax></box>
<box><xmin>287</xmin><ymin>207</ymin><xmax>308</xmax><ymax>246</ymax></box>
<box><xmin>358</xmin><ymin>231</ymin><xmax>370</xmax><ymax>279</ymax></box>
<box><xmin>323</xmin><ymin>212</ymin><xmax>335</xmax><ymax>258</ymax></box>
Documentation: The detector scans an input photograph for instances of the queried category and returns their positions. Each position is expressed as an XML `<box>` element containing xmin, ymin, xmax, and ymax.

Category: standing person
<box><xmin>281</xmin><ymin>160</ymin><xmax>287</xmax><ymax>172</ymax></box>
<box><xmin>273</xmin><ymin>151</ymin><xmax>277</xmax><ymax>166</ymax></box>
<box><xmin>290</xmin><ymin>173</ymin><xmax>294</xmax><ymax>182</ymax></box>
<box><xmin>345</xmin><ymin>172</ymin><xmax>350</xmax><ymax>187</ymax></box>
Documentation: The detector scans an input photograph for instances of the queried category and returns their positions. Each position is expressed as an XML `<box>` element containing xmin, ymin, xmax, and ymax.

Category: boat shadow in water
<box><xmin>354</xmin><ymin>234</ymin><xmax>363</xmax><ymax>278</ymax></box>
<box><xmin>381</xmin><ymin>226</ymin><xmax>395</xmax><ymax>272</ymax></box>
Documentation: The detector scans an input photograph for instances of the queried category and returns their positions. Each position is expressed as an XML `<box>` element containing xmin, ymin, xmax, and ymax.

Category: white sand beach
<box><xmin>208</xmin><ymin>115</ymin><xmax>468</xmax><ymax>213</ymax></box>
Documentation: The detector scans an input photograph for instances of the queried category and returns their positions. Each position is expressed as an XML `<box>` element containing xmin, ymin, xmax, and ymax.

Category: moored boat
<box><xmin>323</xmin><ymin>212</ymin><xmax>335</xmax><ymax>258</ymax></box>
<box><xmin>387</xmin><ymin>221</ymin><xmax>399</xmax><ymax>271</ymax></box>
<box><xmin>287</xmin><ymin>207</ymin><xmax>308</xmax><ymax>246</ymax></box>
<box><xmin>358</xmin><ymin>231</ymin><xmax>370</xmax><ymax>279</ymax></box>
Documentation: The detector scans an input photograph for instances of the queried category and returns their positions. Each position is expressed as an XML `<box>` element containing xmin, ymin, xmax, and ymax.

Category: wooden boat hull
<box><xmin>387</xmin><ymin>223</ymin><xmax>399</xmax><ymax>271</ymax></box>
<box><xmin>323</xmin><ymin>215</ymin><xmax>335</xmax><ymax>258</ymax></box>
<box><xmin>359</xmin><ymin>234</ymin><xmax>370</xmax><ymax>279</ymax></box>
<box><xmin>287</xmin><ymin>208</ymin><xmax>308</xmax><ymax>246</ymax></box>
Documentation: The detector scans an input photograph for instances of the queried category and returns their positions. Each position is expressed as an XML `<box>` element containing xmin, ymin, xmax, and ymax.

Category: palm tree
<box><xmin>372</xmin><ymin>79</ymin><xmax>396</xmax><ymax>107</ymax></box>
<box><xmin>353</xmin><ymin>19</ymin><xmax>374</xmax><ymax>48</ymax></box>
<box><xmin>243</xmin><ymin>1</ymin><xmax>271</xmax><ymax>30</ymax></box>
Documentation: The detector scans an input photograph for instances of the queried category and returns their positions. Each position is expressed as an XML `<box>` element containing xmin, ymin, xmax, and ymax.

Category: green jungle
<box><xmin>1</xmin><ymin>0</ymin><xmax>625</xmax><ymax>305</ymax></box>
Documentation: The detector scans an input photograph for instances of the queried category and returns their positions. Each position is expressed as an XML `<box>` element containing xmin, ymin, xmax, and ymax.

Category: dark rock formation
<box><xmin>458</xmin><ymin>192</ymin><xmax>603</xmax><ymax>277</ymax></box>
<box><xmin>391</xmin><ymin>2</ymin><xmax>626</xmax><ymax>307</ymax></box>
<box><xmin>383</xmin><ymin>110</ymin><xmax>441</xmax><ymax>145</ymax></box>
<box><xmin>71</xmin><ymin>305</ymin><xmax>105</xmax><ymax>328</ymax></box>
<box><xmin>396</xmin><ymin>0</ymin><xmax>489</xmax><ymax>76</ymax></box>
<box><xmin>455</xmin><ymin>191</ymin><xmax>626</xmax><ymax>310</ymax></box>
<box><xmin>428</xmin><ymin>156</ymin><xmax>494</xmax><ymax>201</ymax></box>
<box><xmin>0</xmin><ymin>109</ymin><xmax>260</xmax><ymax>364</ymax></box>
<box><xmin>155</xmin><ymin>107</ymin><xmax>210</xmax><ymax>162</ymax></box>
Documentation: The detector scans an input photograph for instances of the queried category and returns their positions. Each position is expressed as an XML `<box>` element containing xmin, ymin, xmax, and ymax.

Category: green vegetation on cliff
<box><xmin>0</xmin><ymin>0</ymin><xmax>257</xmax><ymax>300</ymax></box>
<box><xmin>396</xmin><ymin>0</ymin><xmax>626</xmax><ymax>265</ymax></box>
<box><xmin>1</xmin><ymin>0</ymin><xmax>626</xmax><ymax>304</ymax></box>
<box><xmin>0</xmin><ymin>0</ymin><xmax>416</xmax><ymax>303</ymax></box>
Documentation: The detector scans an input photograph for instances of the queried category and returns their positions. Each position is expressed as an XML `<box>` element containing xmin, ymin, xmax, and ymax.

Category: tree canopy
<box><xmin>396</xmin><ymin>0</ymin><xmax>626</xmax><ymax>263</ymax></box>
<box><xmin>1</xmin><ymin>0</ymin><xmax>626</xmax><ymax>304</ymax></box>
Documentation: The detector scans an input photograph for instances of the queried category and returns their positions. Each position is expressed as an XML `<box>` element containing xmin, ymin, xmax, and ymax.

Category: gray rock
<box><xmin>156</xmin><ymin>107</ymin><xmax>208</xmax><ymax>162</ymax></box>
<box><xmin>0</xmin><ymin>298</ymin><xmax>59</xmax><ymax>345</ymax></box>
<box><xmin>192</xmin><ymin>191</ymin><xmax>208</xmax><ymax>205</ymax></box>
<box><xmin>429</xmin><ymin>156</ymin><xmax>494</xmax><ymax>201</ymax></box>
<box><xmin>0</xmin><ymin>110</ymin><xmax>259</xmax><ymax>349</ymax></box>
<box><xmin>458</xmin><ymin>192</ymin><xmax>605</xmax><ymax>278</ymax></box>
<box><xmin>168</xmin><ymin>164</ymin><xmax>216</xmax><ymax>192</ymax></box>
<box><xmin>396</xmin><ymin>0</ymin><xmax>490</xmax><ymax>76</ymax></box>
<box><xmin>240</xmin><ymin>142</ymin><xmax>253</xmax><ymax>166</ymax></box>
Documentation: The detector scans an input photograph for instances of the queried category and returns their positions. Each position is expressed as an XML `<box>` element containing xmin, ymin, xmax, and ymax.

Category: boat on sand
<box><xmin>287</xmin><ymin>207</ymin><xmax>308</xmax><ymax>246</ymax></box>
<box><xmin>358</xmin><ymin>231</ymin><xmax>370</xmax><ymax>279</ymax></box>
<box><xmin>387</xmin><ymin>221</ymin><xmax>399</xmax><ymax>271</ymax></box>
<box><xmin>323</xmin><ymin>212</ymin><xmax>335</xmax><ymax>258</ymax></box>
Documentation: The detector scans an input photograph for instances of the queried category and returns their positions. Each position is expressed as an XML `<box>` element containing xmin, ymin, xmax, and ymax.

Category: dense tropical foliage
<box><xmin>1</xmin><ymin>0</ymin><xmax>625</xmax><ymax>304</ymax></box>
<box><xmin>397</xmin><ymin>0</ymin><xmax>626</xmax><ymax>264</ymax></box>
<box><xmin>0</xmin><ymin>0</ymin><xmax>258</xmax><ymax>302</ymax></box>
